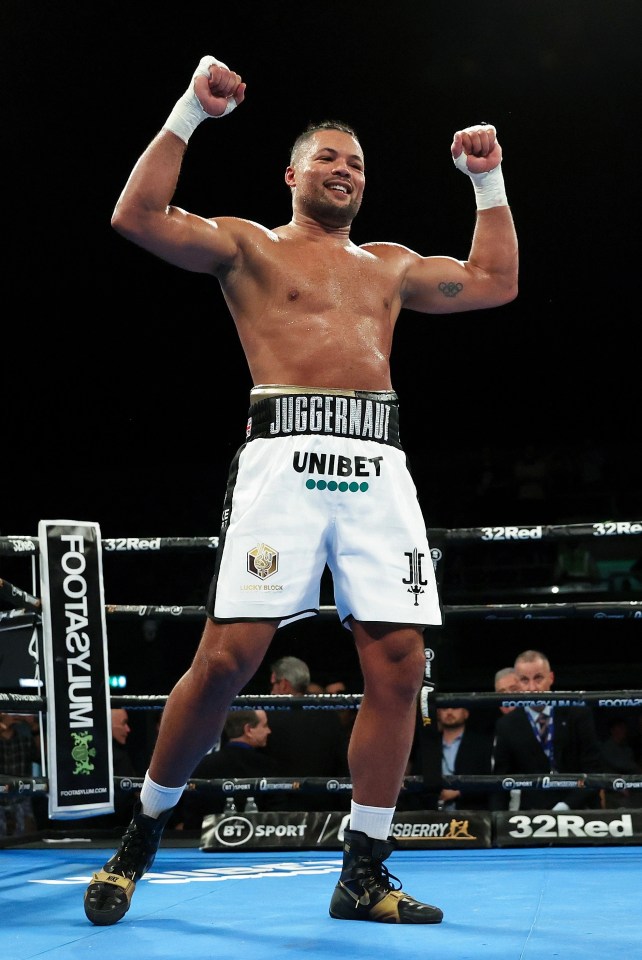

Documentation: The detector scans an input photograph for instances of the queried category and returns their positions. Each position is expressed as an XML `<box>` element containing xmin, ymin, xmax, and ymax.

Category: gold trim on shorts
<box><xmin>251</xmin><ymin>384</ymin><xmax>397</xmax><ymax>403</ymax></box>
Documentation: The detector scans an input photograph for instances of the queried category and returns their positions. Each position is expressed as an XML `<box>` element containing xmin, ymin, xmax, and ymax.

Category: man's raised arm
<box><xmin>452</xmin><ymin>123</ymin><xmax>518</xmax><ymax>306</ymax></box>
<box><xmin>111</xmin><ymin>55</ymin><xmax>246</xmax><ymax>274</ymax></box>
<box><xmin>403</xmin><ymin>122</ymin><xmax>518</xmax><ymax>314</ymax></box>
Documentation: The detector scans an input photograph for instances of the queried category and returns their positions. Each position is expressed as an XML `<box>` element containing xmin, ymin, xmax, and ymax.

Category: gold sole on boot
<box><xmin>84</xmin><ymin>870</ymin><xmax>136</xmax><ymax>926</ymax></box>
<box><xmin>330</xmin><ymin>883</ymin><xmax>443</xmax><ymax>924</ymax></box>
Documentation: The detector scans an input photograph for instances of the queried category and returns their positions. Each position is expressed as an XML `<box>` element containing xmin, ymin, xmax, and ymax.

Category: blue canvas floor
<box><xmin>2</xmin><ymin>844</ymin><xmax>641</xmax><ymax>960</ymax></box>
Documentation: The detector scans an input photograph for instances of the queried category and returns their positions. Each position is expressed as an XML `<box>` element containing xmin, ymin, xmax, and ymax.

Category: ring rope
<box><xmin>3</xmin><ymin>689</ymin><xmax>642</xmax><ymax>712</ymax></box>
<box><xmin>2</xmin><ymin>771</ymin><xmax>640</xmax><ymax>800</ymax></box>
<box><xmin>2</xmin><ymin>519</ymin><xmax>639</xmax><ymax>624</ymax></box>
<box><xmin>2</xmin><ymin>592</ymin><xmax>641</xmax><ymax>623</ymax></box>
<box><xmin>1</xmin><ymin>517</ymin><xmax>640</xmax><ymax>556</ymax></box>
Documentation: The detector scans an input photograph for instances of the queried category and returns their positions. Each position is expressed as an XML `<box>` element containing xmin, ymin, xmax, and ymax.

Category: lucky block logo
<box><xmin>247</xmin><ymin>543</ymin><xmax>279</xmax><ymax>580</ymax></box>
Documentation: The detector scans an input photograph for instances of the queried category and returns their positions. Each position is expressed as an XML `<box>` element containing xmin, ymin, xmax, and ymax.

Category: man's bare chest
<box><xmin>267</xmin><ymin>247</ymin><xmax>396</xmax><ymax>307</ymax></box>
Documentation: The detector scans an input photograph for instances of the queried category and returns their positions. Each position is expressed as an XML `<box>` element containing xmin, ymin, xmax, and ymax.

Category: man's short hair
<box><xmin>514</xmin><ymin>649</ymin><xmax>550</xmax><ymax>669</ymax></box>
<box><xmin>495</xmin><ymin>667</ymin><xmax>518</xmax><ymax>686</ymax></box>
<box><xmin>290</xmin><ymin>120</ymin><xmax>360</xmax><ymax>164</ymax></box>
<box><xmin>270</xmin><ymin>655</ymin><xmax>311</xmax><ymax>693</ymax></box>
<box><xmin>224</xmin><ymin>709</ymin><xmax>259</xmax><ymax>740</ymax></box>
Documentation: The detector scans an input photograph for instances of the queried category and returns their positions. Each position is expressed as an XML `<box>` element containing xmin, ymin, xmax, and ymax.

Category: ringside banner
<box><xmin>39</xmin><ymin>520</ymin><xmax>113</xmax><ymax>818</ymax></box>
<box><xmin>200</xmin><ymin>807</ymin><xmax>642</xmax><ymax>851</ymax></box>
<box><xmin>200</xmin><ymin>809</ymin><xmax>491</xmax><ymax>851</ymax></box>
<box><xmin>494</xmin><ymin>809</ymin><xmax>642</xmax><ymax>846</ymax></box>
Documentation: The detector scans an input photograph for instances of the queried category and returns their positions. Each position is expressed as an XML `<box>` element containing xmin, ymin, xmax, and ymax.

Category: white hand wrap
<box><xmin>453</xmin><ymin>152</ymin><xmax>508</xmax><ymax>210</ymax></box>
<box><xmin>163</xmin><ymin>55</ymin><xmax>239</xmax><ymax>144</ymax></box>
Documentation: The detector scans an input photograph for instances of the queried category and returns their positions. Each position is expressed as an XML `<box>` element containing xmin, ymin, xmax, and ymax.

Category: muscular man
<box><xmin>84</xmin><ymin>53</ymin><xmax>517</xmax><ymax>927</ymax></box>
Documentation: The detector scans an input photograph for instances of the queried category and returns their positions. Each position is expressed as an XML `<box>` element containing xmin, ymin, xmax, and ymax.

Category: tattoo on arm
<box><xmin>438</xmin><ymin>281</ymin><xmax>463</xmax><ymax>298</ymax></box>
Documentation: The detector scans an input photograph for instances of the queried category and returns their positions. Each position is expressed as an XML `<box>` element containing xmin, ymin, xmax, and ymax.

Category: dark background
<box><xmin>2</xmin><ymin>2</ymin><xmax>641</xmax><ymax>702</ymax></box>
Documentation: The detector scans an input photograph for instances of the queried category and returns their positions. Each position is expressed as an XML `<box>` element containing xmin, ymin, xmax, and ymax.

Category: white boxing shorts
<box><xmin>206</xmin><ymin>386</ymin><xmax>442</xmax><ymax>629</ymax></box>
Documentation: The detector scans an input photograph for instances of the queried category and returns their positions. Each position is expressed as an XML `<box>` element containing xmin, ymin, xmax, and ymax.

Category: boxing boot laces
<box><xmin>329</xmin><ymin>828</ymin><xmax>443</xmax><ymax>924</ymax></box>
<box><xmin>84</xmin><ymin>802</ymin><xmax>173</xmax><ymax>925</ymax></box>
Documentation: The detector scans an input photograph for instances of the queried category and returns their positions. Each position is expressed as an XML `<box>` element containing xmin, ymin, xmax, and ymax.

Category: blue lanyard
<box><xmin>527</xmin><ymin>707</ymin><xmax>554</xmax><ymax>765</ymax></box>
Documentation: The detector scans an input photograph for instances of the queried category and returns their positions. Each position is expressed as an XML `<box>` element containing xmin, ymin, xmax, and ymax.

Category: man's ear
<box><xmin>285</xmin><ymin>165</ymin><xmax>296</xmax><ymax>187</ymax></box>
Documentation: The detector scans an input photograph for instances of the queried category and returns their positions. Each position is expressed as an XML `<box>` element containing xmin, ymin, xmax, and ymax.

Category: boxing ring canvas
<box><xmin>3</xmin><ymin>845</ymin><xmax>641</xmax><ymax>959</ymax></box>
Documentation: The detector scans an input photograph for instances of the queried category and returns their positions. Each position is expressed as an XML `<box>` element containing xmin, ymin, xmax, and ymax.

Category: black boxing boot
<box><xmin>84</xmin><ymin>802</ymin><xmax>173</xmax><ymax>925</ymax></box>
<box><xmin>329</xmin><ymin>828</ymin><xmax>443</xmax><ymax>924</ymax></box>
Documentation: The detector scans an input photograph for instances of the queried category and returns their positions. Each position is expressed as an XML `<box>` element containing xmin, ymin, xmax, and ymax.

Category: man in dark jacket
<box><xmin>491</xmin><ymin>649</ymin><xmax>603</xmax><ymax>810</ymax></box>
<box><xmin>263</xmin><ymin>656</ymin><xmax>350</xmax><ymax>811</ymax></box>
<box><xmin>412</xmin><ymin>706</ymin><xmax>493</xmax><ymax>810</ymax></box>
<box><xmin>178</xmin><ymin>708</ymin><xmax>282</xmax><ymax>827</ymax></box>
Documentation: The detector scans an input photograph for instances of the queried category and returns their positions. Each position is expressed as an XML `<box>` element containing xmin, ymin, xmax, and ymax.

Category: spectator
<box><xmin>0</xmin><ymin>712</ymin><xmax>41</xmax><ymax>837</ymax></box>
<box><xmin>109</xmin><ymin>707</ymin><xmax>144</xmax><ymax>827</ymax></box>
<box><xmin>264</xmin><ymin>656</ymin><xmax>349</xmax><ymax>811</ymax></box>
<box><xmin>178</xmin><ymin>709</ymin><xmax>281</xmax><ymax>828</ymax></box>
<box><xmin>600</xmin><ymin>714</ymin><xmax>642</xmax><ymax>809</ymax></box>
<box><xmin>492</xmin><ymin>667</ymin><xmax>521</xmax><ymax>809</ymax></box>
<box><xmin>111</xmin><ymin>708</ymin><xmax>138</xmax><ymax>778</ymax></box>
<box><xmin>494</xmin><ymin>667</ymin><xmax>520</xmax><ymax>715</ymax></box>
<box><xmin>491</xmin><ymin>649</ymin><xmax>603</xmax><ymax>811</ymax></box>
<box><xmin>412</xmin><ymin>705</ymin><xmax>493</xmax><ymax>811</ymax></box>
<box><xmin>269</xmin><ymin>656</ymin><xmax>311</xmax><ymax>695</ymax></box>
<box><xmin>79</xmin><ymin>709</ymin><xmax>142</xmax><ymax>831</ymax></box>
<box><xmin>325</xmin><ymin>678</ymin><xmax>358</xmax><ymax>746</ymax></box>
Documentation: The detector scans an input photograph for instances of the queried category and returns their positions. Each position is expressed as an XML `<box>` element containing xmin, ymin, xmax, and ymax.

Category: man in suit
<box><xmin>263</xmin><ymin>656</ymin><xmax>350</xmax><ymax>811</ymax></box>
<box><xmin>413</xmin><ymin>705</ymin><xmax>493</xmax><ymax>810</ymax></box>
<box><xmin>491</xmin><ymin>649</ymin><xmax>603</xmax><ymax>810</ymax></box>
<box><xmin>494</xmin><ymin>667</ymin><xmax>520</xmax><ymax>715</ymax></box>
<box><xmin>178</xmin><ymin>708</ymin><xmax>282</xmax><ymax>827</ymax></box>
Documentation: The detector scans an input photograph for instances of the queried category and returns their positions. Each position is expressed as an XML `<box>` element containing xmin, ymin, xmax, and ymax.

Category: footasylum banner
<box><xmin>39</xmin><ymin>520</ymin><xmax>113</xmax><ymax>819</ymax></box>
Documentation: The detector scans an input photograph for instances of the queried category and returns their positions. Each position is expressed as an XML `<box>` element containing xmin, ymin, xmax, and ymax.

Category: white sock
<box><xmin>140</xmin><ymin>771</ymin><xmax>186</xmax><ymax>819</ymax></box>
<box><xmin>350</xmin><ymin>800</ymin><xmax>395</xmax><ymax>840</ymax></box>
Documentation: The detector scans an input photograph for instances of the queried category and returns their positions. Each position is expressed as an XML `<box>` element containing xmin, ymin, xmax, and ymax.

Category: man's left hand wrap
<box><xmin>163</xmin><ymin>55</ymin><xmax>239</xmax><ymax>144</ymax></box>
<box><xmin>453</xmin><ymin>152</ymin><xmax>508</xmax><ymax>211</ymax></box>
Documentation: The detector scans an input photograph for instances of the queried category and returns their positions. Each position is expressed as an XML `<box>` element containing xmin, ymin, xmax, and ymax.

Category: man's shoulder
<box><xmin>214</xmin><ymin>216</ymin><xmax>279</xmax><ymax>242</ymax></box>
<box><xmin>463</xmin><ymin>728</ymin><xmax>493</xmax><ymax>746</ymax></box>
<box><xmin>496</xmin><ymin>709</ymin><xmax>528</xmax><ymax>731</ymax></box>
<box><xmin>360</xmin><ymin>240</ymin><xmax>417</xmax><ymax>260</ymax></box>
<box><xmin>563</xmin><ymin>705</ymin><xmax>597</xmax><ymax>724</ymax></box>
<box><xmin>270</xmin><ymin>709</ymin><xmax>342</xmax><ymax>730</ymax></box>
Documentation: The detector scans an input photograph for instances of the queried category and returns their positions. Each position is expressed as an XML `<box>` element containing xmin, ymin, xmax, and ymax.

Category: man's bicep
<box><xmin>401</xmin><ymin>254</ymin><xmax>473</xmax><ymax>313</ymax></box>
<box><xmin>155</xmin><ymin>208</ymin><xmax>241</xmax><ymax>274</ymax></box>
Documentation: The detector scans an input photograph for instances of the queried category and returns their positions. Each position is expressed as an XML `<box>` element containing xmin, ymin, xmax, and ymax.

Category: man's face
<box><xmin>514</xmin><ymin>658</ymin><xmax>554</xmax><ymax>692</ymax></box>
<box><xmin>270</xmin><ymin>672</ymin><xmax>290</xmax><ymax>694</ymax></box>
<box><xmin>437</xmin><ymin>707</ymin><xmax>469</xmax><ymax>730</ymax></box>
<box><xmin>249</xmin><ymin>710</ymin><xmax>271</xmax><ymax>748</ymax></box>
<box><xmin>496</xmin><ymin>672</ymin><xmax>520</xmax><ymax>714</ymax></box>
<box><xmin>0</xmin><ymin>713</ymin><xmax>20</xmax><ymax>738</ymax></box>
<box><xmin>111</xmin><ymin>709</ymin><xmax>130</xmax><ymax>745</ymax></box>
<box><xmin>286</xmin><ymin>130</ymin><xmax>365</xmax><ymax>227</ymax></box>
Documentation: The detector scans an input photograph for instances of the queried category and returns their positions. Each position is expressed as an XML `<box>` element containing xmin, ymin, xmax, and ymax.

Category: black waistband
<box><xmin>246</xmin><ymin>392</ymin><xmax>401</xmax><ymax>446</ymax></box>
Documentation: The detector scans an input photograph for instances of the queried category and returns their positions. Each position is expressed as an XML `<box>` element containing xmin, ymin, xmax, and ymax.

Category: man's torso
<box><xmin>217</xmin><ymin>221</ymin><xmax>418</xmax><ymax>389</ymax></box>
